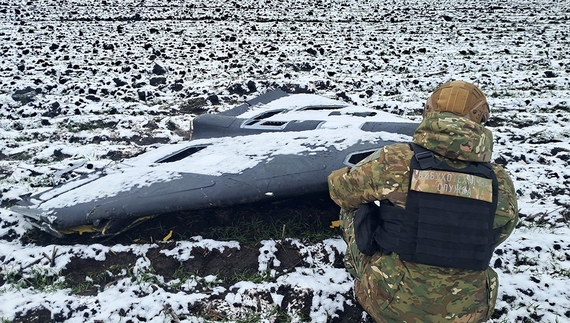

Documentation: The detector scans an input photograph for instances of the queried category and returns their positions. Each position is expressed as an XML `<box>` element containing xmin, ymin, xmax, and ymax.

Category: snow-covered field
<box><xmin>1</xmin><ymin>0</ymin><xmax>569</xmax><ymax>322</ymax></box>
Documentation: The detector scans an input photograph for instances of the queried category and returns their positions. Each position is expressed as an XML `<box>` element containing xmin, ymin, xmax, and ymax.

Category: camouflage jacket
<box><xmin>328</xmin><ymin>112</ymin><xmax>518</xmax><ymax>323</ymax></box>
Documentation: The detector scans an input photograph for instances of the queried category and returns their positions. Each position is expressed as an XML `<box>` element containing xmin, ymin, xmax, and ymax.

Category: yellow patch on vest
<box><xmin>410</xmin><ymin>169</ymin><xmax>493</xmax><ymax>202</ymax></box>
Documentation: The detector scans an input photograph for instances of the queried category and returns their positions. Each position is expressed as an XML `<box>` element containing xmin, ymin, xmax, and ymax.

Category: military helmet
<box><xmin>423</xmin><ymin>80</ymin><xmax>490</xmax><ymax>124</ymax></box>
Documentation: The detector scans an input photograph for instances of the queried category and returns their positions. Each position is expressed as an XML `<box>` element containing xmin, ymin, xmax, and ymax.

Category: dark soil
<box><xmin>13</xmin><ymin>193</ymin><xmax>375</xmax><ymax>323</ymax></box>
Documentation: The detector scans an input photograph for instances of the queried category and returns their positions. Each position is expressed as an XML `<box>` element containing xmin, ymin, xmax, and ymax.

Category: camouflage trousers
<box><xmin>338</xmin><ymin>209</ymin><xmax>498</xmax><ymax>323</ymax></box>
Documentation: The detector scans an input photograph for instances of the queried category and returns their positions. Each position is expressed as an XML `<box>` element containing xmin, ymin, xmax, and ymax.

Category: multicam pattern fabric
<box><xmin>413</xmin><ymin>112</ymin><xmax>494</xmax><ymax>162</ymax></box>
<box><xmin>328</xmin><ymin>113</ymin><xmax>518</xmax><ymax>323</ymax></box>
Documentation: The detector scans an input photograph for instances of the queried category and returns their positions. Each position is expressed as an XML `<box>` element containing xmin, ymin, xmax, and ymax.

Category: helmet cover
<box><xmin>424</xmin><ymin>81</ymin><xmax>490</xmax><ymax>124</ymax></box>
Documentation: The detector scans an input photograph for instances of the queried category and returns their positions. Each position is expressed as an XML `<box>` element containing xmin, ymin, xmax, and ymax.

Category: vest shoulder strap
<box><xmin>410</xmin><ymin>143</ymin><xmax>437</xmax><ymax>169</ymax></box>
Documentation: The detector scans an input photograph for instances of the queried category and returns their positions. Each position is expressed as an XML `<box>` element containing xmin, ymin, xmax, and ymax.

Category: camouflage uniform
<box><xmin>328</xmin><ymin>112</ymin><xmax>518</xmax><ymax>323</ymax></box>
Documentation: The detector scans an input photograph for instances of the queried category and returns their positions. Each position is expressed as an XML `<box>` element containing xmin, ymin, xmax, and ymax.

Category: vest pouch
<box><xmin>409</xmin><ymin>196</ymin><xmax>495</xmax><ymax>270</ymax></box>
<box><xmin>354</xmin><ymin>203</ymin><xmax>381</xmax><ymax>256</ymax></box>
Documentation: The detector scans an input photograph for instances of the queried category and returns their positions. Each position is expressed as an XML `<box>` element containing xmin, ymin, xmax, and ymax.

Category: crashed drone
<box><xmin>12</xmin><ymin>90</ymin><xmax>418</xmax><ymax>237</ymax></box>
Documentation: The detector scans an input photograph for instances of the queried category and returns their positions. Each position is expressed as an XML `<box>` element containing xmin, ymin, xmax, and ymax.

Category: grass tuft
<box><xmin>206</xmin><ymin>211</ymin><xmax>338</xmax><ymax>244</ymax></box>
<box><xmin>2</xmin><ymin>267</ymin><xmax>65</xmax><ymax>292</ymax></box>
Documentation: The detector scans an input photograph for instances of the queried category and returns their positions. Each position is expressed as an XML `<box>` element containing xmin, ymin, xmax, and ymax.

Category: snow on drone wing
<box><xmin>12</xmin><ymin>90</ymin><xmax>418</xmax><ymax>237</ymax></box>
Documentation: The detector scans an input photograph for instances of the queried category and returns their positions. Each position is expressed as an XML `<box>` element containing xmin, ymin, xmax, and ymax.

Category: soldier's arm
<box><xmin>327</xmin><ymin>149</ymin><xmax>383</xmax><ymax>210</ymax></box>
<box><xmin>328</xmin><ymin>143</ymin><xmax>412</xmax><ymax>210</ymax></box>
<box><xmin>492</xmin><ymin>164</ymin><xmax>519</xmax><ymax>246</ymax></box>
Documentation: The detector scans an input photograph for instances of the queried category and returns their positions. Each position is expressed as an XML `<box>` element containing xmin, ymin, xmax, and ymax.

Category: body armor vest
<box><xmin>374</xmin><ymin>144</ymin><xmax>500</xmax><ymax>271</ymax></box>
